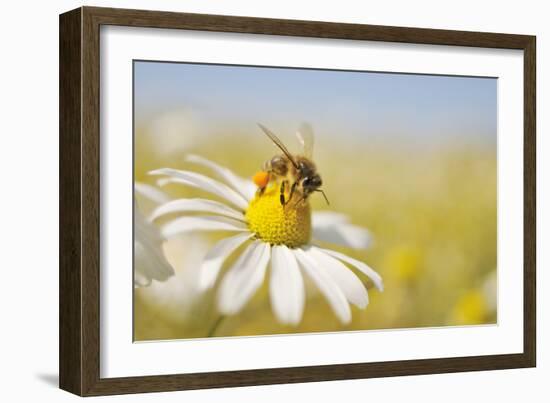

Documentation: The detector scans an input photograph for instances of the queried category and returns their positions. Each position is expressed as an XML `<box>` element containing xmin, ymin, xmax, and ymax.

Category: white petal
<box><xmin>134</xmin><ymin>182</ymin><xmax>170</xmax><ymax>205</ymax></box>
<box><xmin>312</xmin><ymin>211</ymin><xmax>371</xmax><ymax>249</ymax></box>
<box><xmin>199</xmin><ymin>232</ymin><xmax>253</xmax><ymax>290</ymax></box>
<box><xmin>218</xmin><ymin>241</ymin><xmax>270</xmax><ymax>315</ymax></box>
<box><xmin>161</xmin><ymin>215</ymin><xmax>248</xmax><ymax>238</ymax></box>
<box><xmin>293</xmin><ymin>248</ymin><xmax>351</xmax><ymax>325</ymax></box>
<box><xmin>311</xmin><ymin>211</ymin><xmax>349</xmax><ymax>226</ymax></box>
<box><xmin>134</xmin><ymin>271</ymin><xmax>152</xmax><ymax>287</ymax></box>
<box><xmin>150</xmin><ymin>198</ymin><xmax>245</xmax><ymax>222</ymax></box>
<box><xmin>134</xmin><ymin>241</ymin><xmax>174</xmax><ymax>286</ymax></box>
<box><xmin>150</xmin><ymin>168</ymin><xmax>249</xmax><ymax>210</ymax></box>
<box><xmin>307</xmin><ymin>247</ymin><xmax>368</xmax><ymax>308</ymax></box>
<box><xmin>312</xmin><ymin>223</ymin><xmax>371</xmax><ymax>250</ymax></box>
<box><xmin>186</xmin><ymin>154</ymin><xmax>256</xmax><ymax>201</ymax></box>
<box><xmin>319</xmin><ymin>248</ymin><xmax>384</xmax><ymax>292</ymax></box>
<box><xmin>270</xmin><ymin>245</ymin><xmax>305</xmax><ymax>326</ymax></box>
<box><xmin>134</xmin><ymin>209</ymin><xmax>175</xmax><ymax>287</ymax></box>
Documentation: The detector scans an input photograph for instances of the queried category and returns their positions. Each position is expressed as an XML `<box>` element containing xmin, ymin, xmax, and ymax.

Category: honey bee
<box><xmin>253</xmin><ymin>123</ymin><xmax>329</xmax><ymax>207</ymax></box>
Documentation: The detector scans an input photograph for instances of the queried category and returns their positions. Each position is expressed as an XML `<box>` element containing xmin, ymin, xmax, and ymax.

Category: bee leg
<box><xmin>279</xmin><ymin>180</ymin><xmax>287</xmax><ymax>206</ymax></box>
<box><xmin>255</xmin><ymin>172</ymin><xmax>270</xmax><ymax>197</ymax></box>
<box><xmin>288</xmin><ymin>182</ymin><xmax>298</xmax><ymax>205</ymax></box>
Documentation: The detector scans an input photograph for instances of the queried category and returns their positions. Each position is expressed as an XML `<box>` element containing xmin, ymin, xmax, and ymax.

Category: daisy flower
<box><xmin>134</xmin><ymin>183</ymin><xmax>175</xmax><ymax>287</ymax></box>
<box><xmin>149</xmin><ymin>155</ymin><xmax>383</xmax><ymax>326</ymax></box>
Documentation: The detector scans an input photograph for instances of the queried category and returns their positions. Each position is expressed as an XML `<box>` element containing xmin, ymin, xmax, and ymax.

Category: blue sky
<box><xmin>134</xmin><ymin>61</ymin><xmax>496</xmax><ymax>145</ymax></box>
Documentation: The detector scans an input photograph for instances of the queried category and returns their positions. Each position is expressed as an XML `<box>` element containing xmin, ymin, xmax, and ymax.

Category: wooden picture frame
<box><xmin>59</xmin><ymin>6</ymin><xmax>536</xmax><ymax>396</ymax></box>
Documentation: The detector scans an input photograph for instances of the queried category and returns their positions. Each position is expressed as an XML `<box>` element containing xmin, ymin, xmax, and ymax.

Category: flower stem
<box><xmin>207</xmin><ymin>315</ymin><xmax>226</xmax><ymax>338</ymax></box>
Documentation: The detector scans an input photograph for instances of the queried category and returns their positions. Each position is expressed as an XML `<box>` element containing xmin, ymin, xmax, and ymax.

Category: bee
<box><xmin>253</xmin><ymin>123</ymin><xmax>329</xmax><ymax>207</ymax></box>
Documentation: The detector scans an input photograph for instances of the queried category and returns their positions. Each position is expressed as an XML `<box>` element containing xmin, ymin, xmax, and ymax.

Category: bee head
<box><xmin>302</xmin><ymin>174</ymin><xmax>322</xmax><ymax>192</ymax></box>
<box><xmin>301</xmin><ymin>175</ymin><xmax>329</xmax><ymax>205</ymax></box>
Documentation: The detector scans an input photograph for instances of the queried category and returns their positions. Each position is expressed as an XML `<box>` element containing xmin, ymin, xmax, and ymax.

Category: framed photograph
<box><xmin>59</xmin><ymin>6</ymin><xmax>536</xmax><ymax>396</ymax></box>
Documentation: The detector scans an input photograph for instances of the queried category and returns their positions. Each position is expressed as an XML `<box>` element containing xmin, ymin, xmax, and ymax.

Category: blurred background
<box><xmin>133</xmin><ymin>61</ymin><xmax>497</xmax><ymax>341</ymax></box>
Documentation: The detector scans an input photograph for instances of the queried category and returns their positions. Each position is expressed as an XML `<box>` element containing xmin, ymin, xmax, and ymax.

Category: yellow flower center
<box><xmin>245</xmin><ymin>184</ymin><xmax>311</xmax><ymax>248</ymax></box>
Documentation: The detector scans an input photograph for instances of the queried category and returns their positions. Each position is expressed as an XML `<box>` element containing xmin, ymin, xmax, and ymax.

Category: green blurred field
<box><xmin>134</xmin><ymin>126</ymin><xmax>496</xmax><ymax>341</ymax></box>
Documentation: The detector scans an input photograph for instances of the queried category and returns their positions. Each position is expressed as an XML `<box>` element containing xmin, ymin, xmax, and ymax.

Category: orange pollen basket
<box><xmin>253</xmin><ymin>171</ymin><xmax>270</xmax><ymax>188</ymax></box>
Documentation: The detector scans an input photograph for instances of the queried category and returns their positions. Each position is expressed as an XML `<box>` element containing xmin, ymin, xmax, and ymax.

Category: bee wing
<box><xmin>257</xmin><ymin>123</ymin><xmax>299</xmax><ymax>169</ymax></box>
<box><xmin>296</xmin><ymin>122</ymin><xmax>315</xmax><ymax>159</ymax></box>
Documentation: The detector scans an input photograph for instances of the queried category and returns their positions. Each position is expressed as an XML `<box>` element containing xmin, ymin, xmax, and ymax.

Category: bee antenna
<box><xmin>316</xmin><ymin>189</ymin><xmax>330</xmax><ymax>206</ymax></box>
